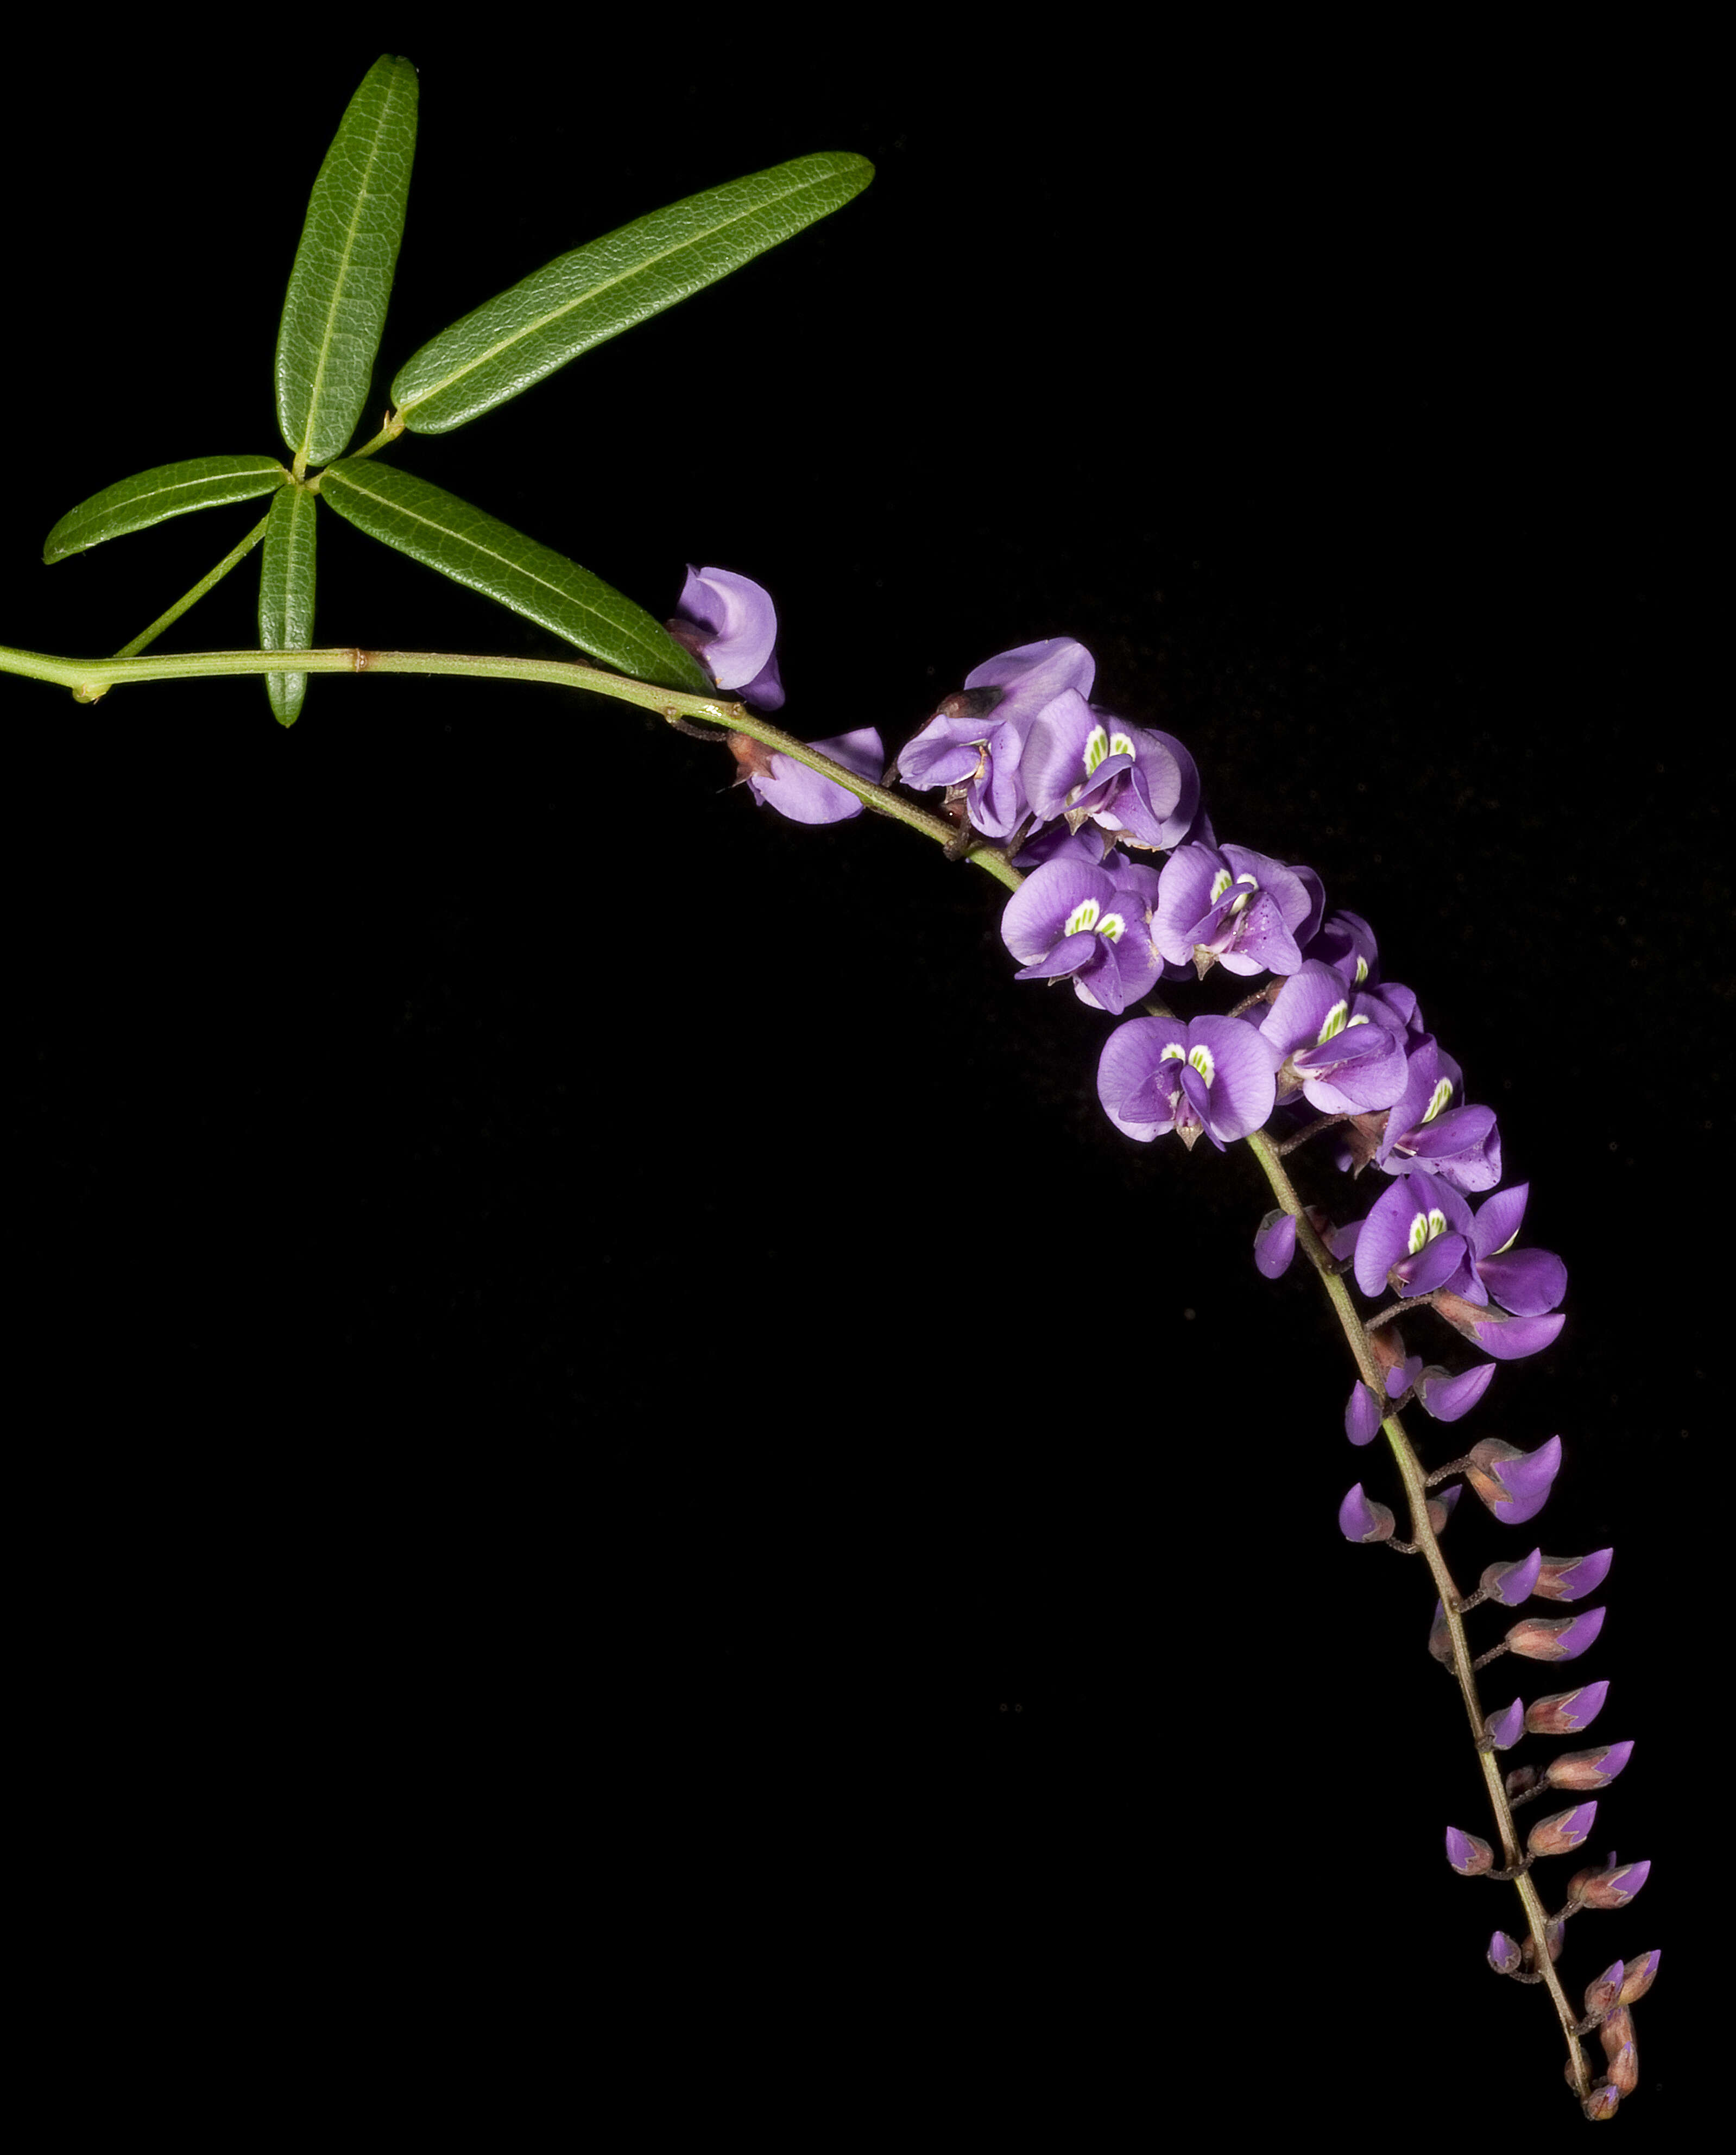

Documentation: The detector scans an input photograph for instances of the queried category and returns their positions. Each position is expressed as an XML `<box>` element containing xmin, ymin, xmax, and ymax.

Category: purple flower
<box><xmin>1484</xmin><ymin>1696</ymin><xmax>1526</xmax><ymax>1750</ymax></box>
<box><xmin>999</xmin><ymin>855</ymin><xmax>1163</xmax><ymax>1014</ymax></box>
<box><xmin>728</xmin><ymin>726</ymin><xmax>886</xmax><ymax>825</ymax></box>
<box><xmin>1019</xmin><ymin>692</ymin><xmax>1201</xmax><ymax>849</ymax></box>
<box><xmin>1535</xmin><ymin>1548</ymin><xmax>1614</xmax><ymax>1602</ymax></box>
<box><xmin>1258</xmin><ymin>962</ymin><xmax>1409</xmax><ymax>1115</ymax></box>
<box><xmin>1302</xmin><ymin>908</ymin><xmax>1380</xmax><ymax>984</ymax></box>
<box><xmin>1455</xmin><ymin>1183</ymin><xmax>1568</xmax><ymax>1316</ymax></box>
<box><xmin>1344</xmin><ymin>1380</ymin><xmax>1383</xmax><ymax>1445</ymax></box>
<box><xmin>1463</xmin><ymin>1435</ymin><xmax>1562</xmax><ymax>1525</ymax></box>
<box><xmin>667</xmin><ymin>565</ymin><xmax>785</xmax><ymax>710</ymax></box>
<box><xmin>1096</xmin><ymin>1013</ymin><xmax>1279</xmax><ymax>1151</ymax></box>
<box><xmin>895</xmin><ymin>637</ymin><xmax>1095</xmax><ymax>838</ymax></box>
<box><xmin>1480</xmin><ymin>1547</ymin><xmax>1544</xmax><ymax>1606</ymax></box>
<box><xmin>1152</xmin><ymin>842</ymin><xmax>1324</xmax><ymax>979</ymax></box>
<box><xmin>1254</xmin><ymin>1209</ymin><xmax>1298</xmax><ymax>1279</ymax></box>
<box><xmin>1417</xmin><ymin>1362</ymin><xmax>1497</xmax><ymax>1421</ymax></box>
<box><xmin>1429</xmin><ymin>1288</ymin><xmax>1566</xmax><ymax>1363</ymax></box>
<box><xmin>1488</xmin><ymin>1931</ymin><xmax>1524</xmax><ymax>1976</ymax></box>
<box><xmin>1339</xmin><ymin>1483</ymin><xmax>1394</xmax><ymax>1543</ymax></box>
<box><xmin>1373</xmin><ymin>1035</ymin><xmax>1503</xmax><ymax>1192</ymax></box>
<box><xmin>1352</xmin><ymin>1177</ymin><xmax>1474</xmax><ymax>1300</ymax></box>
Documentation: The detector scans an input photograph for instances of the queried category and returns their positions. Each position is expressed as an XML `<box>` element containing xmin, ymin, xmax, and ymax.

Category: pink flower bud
<box><xmin>1600</xmin><ymin>2004</ymin><xmax>1638</xmax><ymax>2094</ymax></box>
<box><xmin>1584</xmin><ymin>1960</ymin><xmax>1625</xmax><ymax>2016</ymax></box>
<box><xmin>1581</xmin><ymin>2083</ymin><xmax>1621</xmax><ymax>2121</ymax></box>
<box><xmin>1445</xmin><ymin>1825</ymin><xmax>1493</xmax><ymax>1875</ymax></box>
<box><xmin>1544</xmin><ymin>1739</ymin><xmax>1634</xmax><ymax>1791</ymax></box>
<box><xmin>1534</xmin><ymin>1547</ymin><xmax>1613</xmax><ymax>1602</ymax></box>
<box><xmin>1617</xmin><ymin>1950</ymin><xmax>1661</xmax><ymax>2005</ymax></box>
<box><xmin>1504</xmin><ymin>1606</ymin><xmax>1605</xmax><ymax>1661</ymax></box>
<box><xmin>1573</xmin><ymin>1856</ymin><xmax>1651</xmax><ymax>1910</ymax></box>
<box><xmin>1524</xmin><ymin>1680</ymin><xmax>1608</xmax><ymax>1735</ymax></box>
<box><xmin>1527</xmin><ymin>1800</ymin><xmax>1598</xmax><ymax>1856</ymax></box>
<box><xmin>1487</xmin><ymin>1930</ymin><xmax>1524</xmax><ymax>1976</ymax></box>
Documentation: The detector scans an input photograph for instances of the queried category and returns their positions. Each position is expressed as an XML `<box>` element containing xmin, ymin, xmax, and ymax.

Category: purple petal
<box><xmin>747</xmin><ymin>728</ymin><xmax>883</xmax><ymax>824</ymax></box>
<box><xmin>1418</xmin><ymin>1362</ymin><xmax>1496</xmax><ymax>1421</ymax></box>
<box><xmin>676</xmin><ymin>565</ymin><xmax>784</xmax><ymax>707</ymax></box>
<box><xmin>1344</xmin><ymin>1381</ymin><xmax>1383</xmax><ymax>1445</ymax></box>
<box><xmin>1536</xmin><ymin>1548</ymin><xmax>1614</xmax><ymax>1602</ymax></box>
<box><xmin>1484</xmin><ymin>1696</ymin><xmax>1526</xmax><ymax>1750</ymax></box>
<box><xmin>1524</xmin><ymin>1680</ymin><xmax>1609</xmax><ymax>1736</ymax></box>
<box><xmin>1254</xmin><ymin>1210</ymin><xmax>1298</xmax><ymax>1279</ymax></box>
<box><xmin>1339</xmin><ymin>1482</ymin><xmax>1394</xmax><ymax>1543</ymax></box>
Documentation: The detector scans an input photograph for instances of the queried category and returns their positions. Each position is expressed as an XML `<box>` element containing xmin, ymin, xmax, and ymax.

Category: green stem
<box><xmin>0</xmin><ymin>637</ymin><xmax>1022</xmax><ymax>889</ymax></box>
<box><xmin>1243</xmin><ymin>1127</ymin><xmax>1590</xmax><ymax>2101</ymax></box>
<box><xmin>94</xmin><ymin>510</ymin><xmax>276</xmax><ymax>688</ymax></box>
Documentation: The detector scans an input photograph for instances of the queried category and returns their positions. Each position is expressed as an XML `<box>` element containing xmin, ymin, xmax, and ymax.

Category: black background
<box><xmin>7</xmin><ymin>27</ymin><xmax>1708</xmax><ymax>2137</ymax></box>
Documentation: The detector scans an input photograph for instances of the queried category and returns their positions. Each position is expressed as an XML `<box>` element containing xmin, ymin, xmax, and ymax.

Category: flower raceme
<box><xmin>711</xmin><ymin>617</ymin><xmax>1649</xmax><ymax>2113</ymax></box>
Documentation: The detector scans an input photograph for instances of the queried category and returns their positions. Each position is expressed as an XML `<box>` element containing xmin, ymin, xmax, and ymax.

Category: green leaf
<box><xmin>392</xmin><ymin>150</ymin><xmax>873</xmax><ymax>435</ymax></box>
<box><xmin>259</xmin><ymin>483</ymin><xmax>318</xmax><ymax>727</ymax></box>
<box><xmin>319</xmin><ymin>457</ymin><xmax>712</xmax><ymax>691</ymax></box>
<box><xmin>43</xmin><ymin>456</ymin><xmax>289</xmax><ymax>562</ymax></box>
<box><xmin>275</xmin><ymin>54</ymin><xmax>418</xmax><ymax>471</ymax></box>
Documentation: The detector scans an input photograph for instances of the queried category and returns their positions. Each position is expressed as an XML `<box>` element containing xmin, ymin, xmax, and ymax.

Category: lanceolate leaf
<box><xmin>275</xmin><ymin>55</ymin><xmax>418</xmax><ymax>472</ymax></box>
<box><xmin>319</xmin><ymin>458</ymin><xmax>712</xmax><ymax>691</ymax></box>
<box><xmin>259</xmin><ymin>483</ymin><xmax>318</xmax><ymax>728</ymax></box>
<box><xmin>391</xmin><ymin>151</ymin><xmax>874</xmax><ymax>435</ymax></box>
<box><xmin>43</xmin><ymin>456</ymin><xmax>289</xmax><ymax>562</ymax></box>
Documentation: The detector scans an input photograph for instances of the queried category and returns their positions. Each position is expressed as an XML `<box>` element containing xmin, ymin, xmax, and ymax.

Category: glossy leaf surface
<box><xmin>275</xmin><ymin>55</ymin><xmax>418</xmax><ymax>470</ymax></box>
<box><xmin>259</xmin><ymin>484</ymin><xmax>318</xmax><ymax>727</ymax></box>
<box><xmin>391</xmin><ymin>151</ymin><xmax>873</xmax><ymax>434</ymax></box>
<box><xmin>319</xmin><ymin>458</ymin><xmax>712</xmax><ymax>690</ymax></box>
<box><xmin>43</xmin><ymin>456</ymin><xmax>289</xmax><ymax>562</ymax></box>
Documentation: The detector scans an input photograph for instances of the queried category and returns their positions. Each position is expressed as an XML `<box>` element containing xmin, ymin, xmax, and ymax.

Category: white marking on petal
<box><xmin>1407</xmin><ymin>1210</ymin><xmax>1431</xmax><ymax>1255</ymax></box>
<box><xmin>1109</xmin><ymin>731</ymin><xmax>1135</xmax><ymax>759</ymax></box>
<box><xmin>1160</xmin><ymin>1039</ymin><xmax>1188</xmax><ymax>1061</ymax></box>
<box><xmin>1097</xmin><ymin>910</ymin><xmax>1125</xmax><ymax>941</ymax></box>
<box><xmin>1347</xmin><ymin>1012</ymin><xmax>1370</xmax><ymax>1027</ymax></box>
<box><xmin>1428</xmin><ymin>1206</ymin><xmax>1448</xmax><ymax>1239</ymax></box>
<box><xmin>1063</xmin><ymin>896</ymin><xmax>1101</xmax><ymax>936</ymax></box>
<box><xmin>1354</xmin><ymin>954</ymin><xmax>1369</xmax><ymax>982</ymax></box>
<box><xmin>1423</xmin><ymin>1075</ymin><xmax>1454</xmax><ymax>1123</ymax></box>
<box><xmin>1209</xmin><ymin>867</ymin><xmax>1233</xmax><ymax>904</ymax></box>
<box><xmin>1082</xmin><ymin>723</ymin><xmax>1110</xmax><ymax>775</ymax></box>
<box><xmin>1316</xmin><ymin>998</ymin><xmax>1349</xmax><ymax>1043</ymax></box>
<box><xmin>1188</xmin><ymin>1042</ymin><xmax>1216</xmax><ymax>1085</ymax></box>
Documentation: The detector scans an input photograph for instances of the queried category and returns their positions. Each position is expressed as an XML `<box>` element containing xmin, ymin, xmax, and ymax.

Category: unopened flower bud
<box><xmin>1464</xmin><ymin>1435</ymin><xmax>1562</xmax><ymax>1525</ymax></box>
<box><xmin>1527</xmin><ymin>1800</ymin><xmax>1597</xmax><ymax>1856</ymax></box>
<box><xmin>1617</xmin><ymin>1949</ymin><xmax>1660</xmax><ymax>2005</ymax></box>
<box><xmin>1572</xmin><ymin>1856</ymin><xmax>1651</xmax><ymax>1910</ymax></box>
<box><xmin>1522</xmin><ymin>1917</ymin><xmax>1564</xmax><ymax>1968</ymax></box>
<box><xmin>1344</xmin><ymin>1380</ymin><xmax>1382</xmax><ymax>1446</ymax></box>
<box><xmin>1504</xmin><ymin>1762</ymin><xmax>1541</xmax><ymax>1798</ymax></box>
<box><xmin>1544</xmin><ymin>1739</ymin><xmax>1634</xmax><ymax>1791</ymax></box>
<box><xmin>1445</xmin><ymin>1825</ymin><xmax>1494</xmax><ymax>1875</ymax></box>
<box><xmin>1418</xmin><ymin>1361</ymin><xmax>1496</xmax><ymax>1422</ymax></box>
<box><xmin>1535</xmin><ymin>1547</ymin><xmax>1613</xmax><ymax>1602</ymax></box>
<box><xmin>1425</xmin><ymin>1484</ymin><xmax>1461</xmax><ymax>1536</ymax></box>
<box><xmin>1487</xmin><ymin>1929</ymin><xmax>1524</xmax><ymax>1976</ymax></box>
<box><xmin>1581</xmin><ymin>2082</ymin><xmax>1621</xmax><ymax>2120</ymax></box>
<box><xmin>1524</xmin><ymin>1680</ymin><xmax>1608</xmax><ymax>1735</ymax></box>
<box><xmin>1339</xmin><ymin>1481</ymin><xmax>1395</xmax><ymax>1543</ymax></box>
<box><xmin>1254</xmin><ymin>1209</ymin><xmax>1297</xmax><ymax>1279</ymax></box>
<box><xmin>1504</xmin><ymin>1607</ymin><xmax>1605</xmax><ymax>1661</ymax></box>
<box><xmin>1428</xmin><ymin>1599</ymin><xmax>1454</xmax><ymax>1664</ymax></box>
<box><xmin>1484</xmin><ymin>1696</ymin><xmax>1525</xmax><ymax>1750</ymax></box>
<box><xmin>1599</xmin><ymin>2004</ymin><xmax>1638</xmax><ymax>2094</ymax></box>
<box><xmin>1584</xmin><ymin>1960</ymin><xmax>1625</xmax><ymax>2016</ymax></box>
<box><xmin>1479</xmin><ymin>1547</ymin><xmax>1543</xmax><ymax>1606</ymax></box>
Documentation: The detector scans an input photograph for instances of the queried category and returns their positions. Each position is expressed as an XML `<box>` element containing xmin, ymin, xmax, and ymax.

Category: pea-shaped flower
<box><xmin>667</xmin><ymin>564</ymin><xmax>785</xmax><ymax>709</ymax></box>
<box><xmin>1000</xmin><ymin>856</ymin><xmax>1162</xmax><ymax>1014</ymax></box>
<box><xmin>1097</xmin><ymin>1013</ymin><xmax>1279</xmax><ymax>1151</ymax></box>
